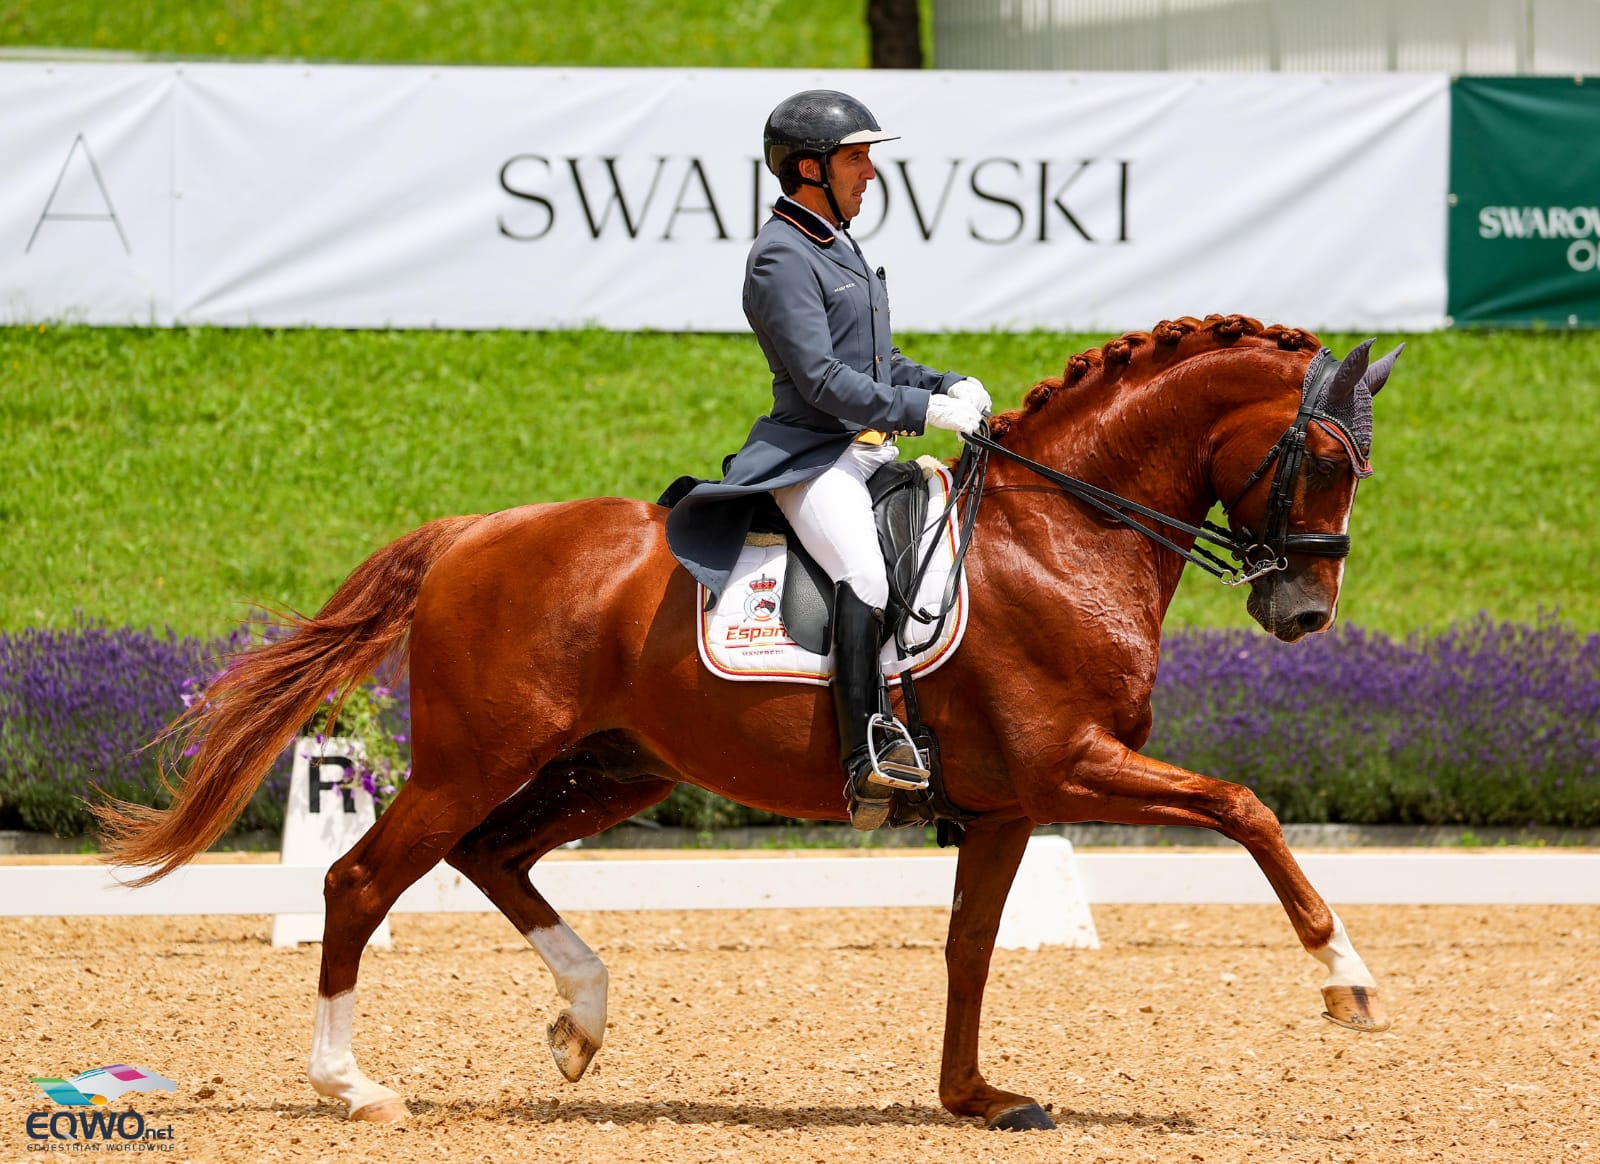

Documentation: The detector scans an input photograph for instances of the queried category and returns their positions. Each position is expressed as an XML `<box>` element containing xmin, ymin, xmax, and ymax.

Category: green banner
<box><xmin>1449</xmin><ymin>77</ymin><xmax>1600</xmax><ymax>328</ymax></box>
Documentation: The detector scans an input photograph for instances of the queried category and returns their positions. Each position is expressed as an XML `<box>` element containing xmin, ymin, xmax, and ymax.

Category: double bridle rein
<box><xmin>952</xmin><ymin>347</ymin><xmax>1358</xmax><ymax>590</ymax></box>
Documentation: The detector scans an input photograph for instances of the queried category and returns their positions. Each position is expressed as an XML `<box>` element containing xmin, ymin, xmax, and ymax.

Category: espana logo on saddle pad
<box><xmin>697</xmin><ymin>465</ymin><xmax>968</xmax><ymax>686</ymax></box>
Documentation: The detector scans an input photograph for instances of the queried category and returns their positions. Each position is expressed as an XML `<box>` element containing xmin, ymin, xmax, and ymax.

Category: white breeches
<box><xmin>773</xmin><ymin>440</ymin><xmax>900</xmax><ymax>611</ymax></box>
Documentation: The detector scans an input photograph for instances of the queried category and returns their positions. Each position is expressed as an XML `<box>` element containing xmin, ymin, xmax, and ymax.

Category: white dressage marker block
<box><xmin>996</xmin><ymin>836</ymin><xmax>1099</xmax><ymax>950</ymax></box>
<box><xmin>270</xmin><ymin>738</ymin><xmax>390</xmax><ymax>949</ymax></box>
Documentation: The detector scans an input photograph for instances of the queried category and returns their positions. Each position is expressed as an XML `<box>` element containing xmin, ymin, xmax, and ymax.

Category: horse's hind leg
<box><xmin>447</xmin><ymin>765</ymin><xmax>675</xmax><ymax>1084</ymax></box>
<box><xmin>308</xmin><ymin>779</ymin><xmax>502</xmax><ymax>1122</ymax></box>
<box><xmin>1056</xmin><ymin>734</ymin><xmax>1389</xmax><ymax>1032</ymax></box>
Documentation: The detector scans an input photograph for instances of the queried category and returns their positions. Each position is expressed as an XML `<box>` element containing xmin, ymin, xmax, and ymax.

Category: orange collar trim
<box><xmin>773</xmin><ymin>206</ymin><xmax>836</xmax><ymax>247</ymax></box>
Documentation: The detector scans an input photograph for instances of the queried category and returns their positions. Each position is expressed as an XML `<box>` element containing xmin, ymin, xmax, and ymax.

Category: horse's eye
<box><xmin>1306</xmin><ymin>456</ymin><xmax>1343</xmax><ymax>482</ymax></box>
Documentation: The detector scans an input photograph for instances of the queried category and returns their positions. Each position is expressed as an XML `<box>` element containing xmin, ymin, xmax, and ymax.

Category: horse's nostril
<box><xmin>1296</xmin><ymin>610</ymin><xmax>1328</xmax><ymax>634</ymax></box>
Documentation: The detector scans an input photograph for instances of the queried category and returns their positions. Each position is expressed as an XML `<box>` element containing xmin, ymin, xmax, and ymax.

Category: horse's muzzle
<box><xmin>1246</xmin><ymin>570</ymin><xmax>1336</xmax><ymax>643</ymax></box>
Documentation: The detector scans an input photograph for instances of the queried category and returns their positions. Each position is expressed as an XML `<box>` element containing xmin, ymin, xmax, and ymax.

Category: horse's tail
<box><xmin>95</xmin><ymin>514</ymin><xmax>485</xmax><ymax>885</ymax></box>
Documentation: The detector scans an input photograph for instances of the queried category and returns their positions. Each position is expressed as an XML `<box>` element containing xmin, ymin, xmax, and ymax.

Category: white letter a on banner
<box><xmin>26</xmin><ymin>133</ymin><xmax>132</xmax><ymax>255</ymax></box>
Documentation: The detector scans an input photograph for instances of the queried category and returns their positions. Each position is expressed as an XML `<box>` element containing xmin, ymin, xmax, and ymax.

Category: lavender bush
<box><xmin>1146</xmin><ymin>616</ymin><xmax>1600</xmax><ymax>827</ymax></box>
<box><xmin>1</xmin><ymin>617</ymin><xmax>1595</xmax><ymax>838</ymax></box>
<box><xmin>0</xmin><ymin>621</ymin><xmax>286</xmax><ymax>836</ymax></box>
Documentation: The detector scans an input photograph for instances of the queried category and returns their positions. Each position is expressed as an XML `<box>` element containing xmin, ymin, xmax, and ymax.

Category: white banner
<box><xmin>0</xmin><ymin>63</ymin><xmax>1450</xmax><ymax>331</ymax></box>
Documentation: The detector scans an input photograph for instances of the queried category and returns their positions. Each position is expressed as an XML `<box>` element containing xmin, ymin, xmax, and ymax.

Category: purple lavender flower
<box><xmin>1147</xmin><ymin>615</ymin><xmax>1599</xmax><ymax>826</ymax></box>
<box><xmin>2</xmin><ymin>616</ymin><xmax>1595</xmax><ymax>837</ymax></box>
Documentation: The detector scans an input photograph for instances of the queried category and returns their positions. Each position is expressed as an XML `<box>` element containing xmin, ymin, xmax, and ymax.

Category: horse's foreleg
<box><xmin>310</xmin><ymin>781</ymin><xmax>495</xmax><ymax>1122</ymax></box>
<box><xmin>1052</xmin><ymin>736</ymin><xmax>1389</xmax><ymax>1032</ymax></box>
<box><xmin>447</xmin><ymin>768</ymin><xmax>676</xmax><ymax>1084</ymax></box>
<box><xmin>939</xmin><ymin>814</ymin><xmax>1058</xmax><ymax>1132</ymax></box>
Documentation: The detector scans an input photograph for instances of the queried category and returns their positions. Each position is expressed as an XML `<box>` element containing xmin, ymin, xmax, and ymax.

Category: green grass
<box><xmin>0</xmin><ymin>0</ymin><xmax>919</xmax><ymax>68</ymax></box>
<box><xmin>3</xmin><ymin>6</ymin><xmax>1595</xmax><ymax>639</ymax></box>
<box><xmin>4</xmin><ymin>326</ymin><xmax>1596</xmax><ymax>638</ymax></box>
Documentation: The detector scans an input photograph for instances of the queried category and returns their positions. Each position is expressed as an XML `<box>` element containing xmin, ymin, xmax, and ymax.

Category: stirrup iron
<box><xmin>865</xmin><ymin>713</ymin><xmax>930</xmax><ymax>790</ymax></box>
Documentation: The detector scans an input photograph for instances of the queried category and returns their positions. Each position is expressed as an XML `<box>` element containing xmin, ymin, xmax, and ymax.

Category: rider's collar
<box><xmin>773</xmin><ymin>196</ymin><xmax>839</xmax><ymax>247</ymax></box>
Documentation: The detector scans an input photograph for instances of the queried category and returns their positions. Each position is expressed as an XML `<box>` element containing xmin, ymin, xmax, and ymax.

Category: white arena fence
<box><xmin>3</xmin><ymin>840</ymin><xmax>1596</xmax><ymax>953</ymax></box>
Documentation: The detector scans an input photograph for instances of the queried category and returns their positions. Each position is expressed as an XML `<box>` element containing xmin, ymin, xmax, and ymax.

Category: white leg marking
<box><xmin>527</xmin><ymin>922</ymin><xmax>608</xmax><ymax>1048</ymax></box>
<box><xmin>1310</xmin><ymin>911</ymin><xmax>1378</xmax><ymax>988</ymax></box>
<box><xmin>308</xmin><ymin>991</ymin><xmax>402</xmax><ymax>1116</ymax></box>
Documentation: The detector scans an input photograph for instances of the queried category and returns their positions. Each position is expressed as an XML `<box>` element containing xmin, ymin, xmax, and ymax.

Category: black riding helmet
<box><xmin>763</xmin><ymin>90</ymin><xmax>898</xmax><ymax>227</ymax></box>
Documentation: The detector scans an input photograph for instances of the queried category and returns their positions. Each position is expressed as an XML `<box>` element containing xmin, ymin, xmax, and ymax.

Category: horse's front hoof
<box><xmin>1321</xmin><ymin>984</ymin><xmax>1392</xmax><ymax>1032</ymax></box>
<box><xmin>987</xmin><ymin>1102</ymin><xmax>1057</xmax><ymax>1132</ymax></box>
<box><xmin>349</xmin><ymin>1097</ymin><xmax>408</xmax><ymax>1123</ymax></box>
<box><xmin>548</xmin><ymin>1010</ymin><xmax>600</xmax><ymax>1082</ymax></box>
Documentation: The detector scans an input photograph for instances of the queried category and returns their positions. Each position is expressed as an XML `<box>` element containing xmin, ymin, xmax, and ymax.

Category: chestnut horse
<box><xmin>101</xmin><ymin>315</ymin><xmax>1398</xmax><ymax>1133</ymax></box>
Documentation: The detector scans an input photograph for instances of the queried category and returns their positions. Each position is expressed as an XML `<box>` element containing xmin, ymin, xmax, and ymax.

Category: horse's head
<box><xmin>1214</xmin><ymin>340</ymin><xmax>1403</xmax><ymax>642</ymax></box>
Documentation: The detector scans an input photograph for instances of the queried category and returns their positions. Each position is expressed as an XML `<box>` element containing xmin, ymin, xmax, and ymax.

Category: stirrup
<box><xmin>864</xmin><ymin>713</ymin><xmax>930</xmax><ymax>791</ymax></box>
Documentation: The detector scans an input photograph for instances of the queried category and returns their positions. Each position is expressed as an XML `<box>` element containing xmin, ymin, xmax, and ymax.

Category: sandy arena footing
<box><xmin>2</xmin><ymin>896</ymin><xmax>1595</xmax><ymax>1163</ymax></box>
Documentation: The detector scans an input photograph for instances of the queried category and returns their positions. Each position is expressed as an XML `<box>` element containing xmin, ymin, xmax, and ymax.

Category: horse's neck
<box><xmin>981</xmin><ymin>357</ymin><xmax>1230</xmax><ymax>614</ymax></box>
<box><xmin>998</xmin><ymin>360</ymin><xmax>1224</xmax><ymax>527</ymax></box>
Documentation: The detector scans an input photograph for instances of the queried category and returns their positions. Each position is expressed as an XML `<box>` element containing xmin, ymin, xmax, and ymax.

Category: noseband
<box><xmin>956</xmin><ymin>347</ymin><xmax>1362</xmax><ymax>589</ymax></box>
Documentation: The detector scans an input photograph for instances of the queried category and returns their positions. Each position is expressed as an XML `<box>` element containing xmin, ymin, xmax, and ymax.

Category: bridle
<box><xmin>949</xmin><ymin>346</ymin><xmax>1364</xmax><ymax>590</ymax></box>
<box><xmin>1215</xmin><ymin>346</ymin><xmax>1371</xmax><ymax>579</ymax></box>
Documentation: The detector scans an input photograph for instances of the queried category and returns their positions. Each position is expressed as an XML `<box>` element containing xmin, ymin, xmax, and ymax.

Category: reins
<box><xmin>958</xmin><ymin>428</ymin><xmax>1274</xmax><ymax>586</ymax></box>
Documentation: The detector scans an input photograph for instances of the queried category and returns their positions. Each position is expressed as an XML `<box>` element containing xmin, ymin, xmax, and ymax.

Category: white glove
<box><xmin>948</xmin><ymin>377</ymin><xmax>991</xmax><ymax>415</ymax></box>
<box><xmin>925</xmin><ymin>394</ymin><xmax>985</xmax><ymax>436</ymax></box>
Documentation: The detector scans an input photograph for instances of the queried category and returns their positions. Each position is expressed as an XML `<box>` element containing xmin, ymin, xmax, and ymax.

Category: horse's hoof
<box><xmin>1321</xmin><ymin>984</ymin><xmax>1392</xmax><ymax>1033</ymax></box>
<box><xmin>349</xmin><ymin>1097</ymin><xmax>408</xmax><ymax>1123</ymax></box>
<box><xmin>987</xmin><ymin>1103</ymin><xmax>1057</xmax><ymax>1132</ymax></box>
<box><xmin>548</xmin><ymin>1010</ymin><xmax>600</xmax><ymax>1082</ymax></box>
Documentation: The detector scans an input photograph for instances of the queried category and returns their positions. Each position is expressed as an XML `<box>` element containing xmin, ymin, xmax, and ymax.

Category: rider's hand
<box><xmin>926</xmin><ymin>394</ymin><xmax>985</xmax><ymax>436</ymax></box>
<box><xmin>948</xmin><ymin>378</ymin><xmax>991</xmax><ymax>415</ymax></box>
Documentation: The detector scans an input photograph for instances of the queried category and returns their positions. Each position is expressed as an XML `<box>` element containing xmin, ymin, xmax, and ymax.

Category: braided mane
<box><xmin>987</xmin><ymin>314</ymin><xmax>1320</xmax><ymax>441</ymax></box>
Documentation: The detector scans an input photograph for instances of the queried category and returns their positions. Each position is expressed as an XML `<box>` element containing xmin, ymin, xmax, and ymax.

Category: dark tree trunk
<box><xmin>867</xmin><ymin>0</ymin><xmax>924</xmax><ymax>69</ymax></box>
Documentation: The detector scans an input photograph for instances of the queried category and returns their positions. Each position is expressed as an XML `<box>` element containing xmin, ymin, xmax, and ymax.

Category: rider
<box><xmin>663</xmin><ymin>89</ymin><xmax>989</xmax><ymax>829</ymax></box>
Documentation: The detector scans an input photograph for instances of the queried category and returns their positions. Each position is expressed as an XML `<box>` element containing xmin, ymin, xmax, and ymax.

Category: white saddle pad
<box><xmin>696</xmin><ymin>461</ymin><xmax>969</xmax><ymax>687</ymax></box>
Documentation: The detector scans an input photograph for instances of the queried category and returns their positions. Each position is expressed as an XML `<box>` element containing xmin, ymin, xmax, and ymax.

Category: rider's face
<box><xmin>801</xmin><ymin>145</ymin><xmax>876</xmax><ymax>225</ymax></box>
<box><xmin>827</xmin><ymin>144</ymin><xmax>876</xmax><ymax>222</ymax></box>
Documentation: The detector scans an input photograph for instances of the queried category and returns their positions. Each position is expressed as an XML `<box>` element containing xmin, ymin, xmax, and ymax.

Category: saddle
<box><xmin>764</xmin><ymin>459</ymin><xmax>929</xmax><ymax>656</ymax></box>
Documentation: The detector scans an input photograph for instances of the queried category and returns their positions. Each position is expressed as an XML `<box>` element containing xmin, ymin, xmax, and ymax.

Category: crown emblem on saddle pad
<box><xmin>743</xmin><ymin>574</ymin><xmax>781</xmax><ymax>621</ymax></box>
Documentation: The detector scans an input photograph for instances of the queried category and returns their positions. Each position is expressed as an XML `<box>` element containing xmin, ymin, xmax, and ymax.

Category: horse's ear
<box><xmin>1359</xmin><ymin>342</ymin><xmax>1405</xmax><ymax>398</ymax></box>
<box><xmin>1323</xmin><ymin>338</ymin><xmax>1375</xmax><ymax>410</ymax></box>
<box><xmin>1318</xmin><ymin>338</ymin><xmax>1378</xmax><ymax>458</ymax></box>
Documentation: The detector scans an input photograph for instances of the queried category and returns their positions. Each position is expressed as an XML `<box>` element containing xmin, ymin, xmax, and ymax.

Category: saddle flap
<box><xmin>779</xmin><ymin>542</ymin><xmax>834</xmax><ymax>655</ymax></box>
<box><xmin>870</xmin><ymin>461</ymin><xmax>929</xmax><ymax>611</ymax></box>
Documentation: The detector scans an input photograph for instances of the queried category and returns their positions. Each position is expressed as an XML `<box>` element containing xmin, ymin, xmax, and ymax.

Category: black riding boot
<box><xmin>831</xmin><ymin>583</ymin><xmax>928</xmax><ymax>831</ymax></box>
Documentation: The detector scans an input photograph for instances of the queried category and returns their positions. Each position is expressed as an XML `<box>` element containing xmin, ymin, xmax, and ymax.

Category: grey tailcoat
<box><xmin>663</xmin><ymin>197</ymin><xmax>962</xmax><ymax>601</ymax></box>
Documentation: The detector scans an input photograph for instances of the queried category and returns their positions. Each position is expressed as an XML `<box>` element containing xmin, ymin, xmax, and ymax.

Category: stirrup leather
<box><xmin>864</xmin><ymin>713</ymin><xmax>930</xmax><ymax>790</ymax></box>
